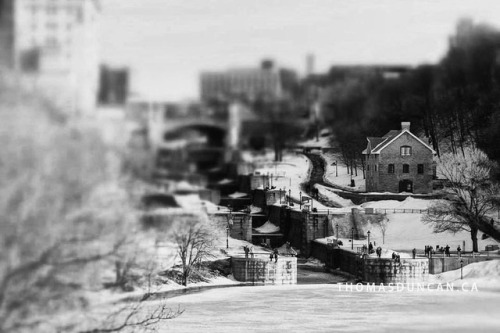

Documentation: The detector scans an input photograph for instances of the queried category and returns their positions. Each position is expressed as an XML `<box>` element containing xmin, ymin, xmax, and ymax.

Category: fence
<box><xmin>373</xmin><ymin>208</ymin><xmax>429</xmax><ymax>214</ymax></box>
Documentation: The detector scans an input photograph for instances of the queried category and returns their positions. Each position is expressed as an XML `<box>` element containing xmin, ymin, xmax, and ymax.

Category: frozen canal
<box><xmin>157</xmin><ymin>284</ymin><xmax>500</xmax><ymax>332</ymax></box>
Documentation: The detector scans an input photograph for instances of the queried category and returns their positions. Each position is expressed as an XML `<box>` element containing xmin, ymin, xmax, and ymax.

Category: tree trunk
<box><xmin>471</xmin><ymin>226</ymin><xmax>479</xmax><ymax>252</ymax></box>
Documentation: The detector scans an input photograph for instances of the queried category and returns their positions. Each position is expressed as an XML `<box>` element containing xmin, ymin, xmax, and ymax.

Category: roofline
<box><xmin>371</xmin><ymin>130</ymin><xmax>436</xmax><ymax>154</ymax></box>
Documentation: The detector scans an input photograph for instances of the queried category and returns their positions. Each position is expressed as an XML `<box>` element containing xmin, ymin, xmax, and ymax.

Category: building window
<box><xmin>400</xmin><ymin>146</ymin><xmax>412</xmax><ymax>156</ymax></box>
<box><xmin>418</xmin><ymin>164</ymin><xmax>424</xmax><ymax>174</ymax></box>
<box><xmin>403</xmin><ymin>164</ymin><xmax>410</xmax><ymax>173</ymax></box>
<box><xmin>388</xmin><ymin>164</ymin><xmax>395</xmax><ymax>174</ymax></box>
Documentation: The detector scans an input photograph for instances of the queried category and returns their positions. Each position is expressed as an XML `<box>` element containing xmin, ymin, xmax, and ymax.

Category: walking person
<box><xmin>376</xmin><ymin>246</ymin><xmax>382</xmax><ymax>259</ymax></box>
<box><xmin>244</xmin><ymin>246</ymin><xmax>249</xmax><ymax>258</ymax></box>
<box><xmin>445</xmin><ymin>245</ymin><xmax>450</xmax><ymax>257</ymax></box>
<box><xmin>412</xmin><ymin>248</ymin><xmax>416</xmax><ymax>259</ymax></box>
<box><xmin>457</xmin><ymin>245</ymin><xmax>462</xmax><ymax>257</ymax></box>
<box><xmin>273</xmin><ymin>248</ymin><xmax>279</xmax><ymax>263</ymax></box>
<box><xmin>249</xmin><ymin>246</ymin><xmax>254</xmax><ymax>258</ymax></box>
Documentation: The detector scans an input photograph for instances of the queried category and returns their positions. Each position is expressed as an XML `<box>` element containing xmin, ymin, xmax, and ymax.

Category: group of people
<box><xmin>243</xmin><ymin>245</ymin><xmax>254</xmax><ymax>258</ymax></box>
<box><xmin>425</xmin><ymin>244</ymin><xmax>458</xmax><ymax>258</ymax></box>
<box><xmin>391</xmin><ymin>252</ymin><xmax>401</xmax><ymax>263</ymax></box>
<box><xmin>270</xmin><ymin>249</ymin><xmax>279</xmax><ymax>263</ymax></box>
<box><xmin>243</xmin><ymin>242</ymin><xmax>297</xmax><ymax>261</ymax></box>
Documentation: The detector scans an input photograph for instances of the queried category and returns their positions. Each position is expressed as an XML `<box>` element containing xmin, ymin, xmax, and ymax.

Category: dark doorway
<box><xmin>399</xmin><ymin>179</ymin><xmax>413</xmax><ymax>193</ymax></box>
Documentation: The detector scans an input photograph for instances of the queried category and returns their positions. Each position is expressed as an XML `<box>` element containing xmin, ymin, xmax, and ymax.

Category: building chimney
<box><xmin>261</xmin><ymin>59</ymin><xmax>274</xmax><ymax>70</ymax></box>
<box><xmin>306</xmin><ymin>53</ymin><xmax>315</xmax><ymax>76</ymax></box>
<box><xmin>401</xmin><ymin>122</ymin><xmax>410</xmax><ymax>132</ymax></box>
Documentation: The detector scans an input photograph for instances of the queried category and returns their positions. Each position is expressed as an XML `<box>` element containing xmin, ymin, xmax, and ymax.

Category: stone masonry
<box><xmin>231</xmin><ymin>256</ymin><xmax>297</xmax><ymax>285</ymax></box>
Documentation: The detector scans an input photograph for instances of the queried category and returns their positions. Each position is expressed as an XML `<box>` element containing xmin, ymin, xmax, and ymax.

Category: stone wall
<box><xmin>429</xmin><ymin>256</ymin><xmax>497</xmax><ymax>274</ymax></box>
<box><xmin>363</xmin><ymin>258</ymin><xmax>429</xmax><ymax>284</ymax></box>
<box><xmin>231</xmin><ymin>257</ymin><xmax>297</xmax><ymax>285</ymax></box>
<box><xmin>320</xmin><ymin>244</ymin><xmax>430</xmax><ymax>284</ymax></box>
<box><xmin>250</xmin><ymin>175</ymin><xmax>291</xmax><ymax>190</ymax></box>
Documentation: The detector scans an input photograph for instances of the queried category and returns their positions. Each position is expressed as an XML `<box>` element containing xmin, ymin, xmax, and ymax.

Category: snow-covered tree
<box><xmin>423</xmin><ymin>147</ymin><xmax>500</xmax><ymax>252</ymax></box>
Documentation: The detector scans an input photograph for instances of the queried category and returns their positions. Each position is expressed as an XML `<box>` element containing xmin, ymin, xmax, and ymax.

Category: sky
<box><xmin>100</xmin><ymin>0</ymin><xmax>500</xmax><ymax>101</ymax></box>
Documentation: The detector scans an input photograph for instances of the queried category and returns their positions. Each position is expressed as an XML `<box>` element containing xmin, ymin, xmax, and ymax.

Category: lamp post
<box><xmin>336</xmin><ymin>223</ymin><xmax>339</xmax><ymax>241</ymax></box>
<box><xmin>331</xmin><ymin>161</ymin><xmax>338</xmax><ymax>177</ymax></box>
<box><xmin>299</xmin><ymin>191</ymin><xmax>302</xmax><ymax>210</ymax></box>
<box><xmin>288</xmin><ymin>189</ymin><xmax>291</xmax><ymax>205</ymax></box>
<box><xmin>367</xmin><ymin>230</ymin><xmax>371</xmax><ymax>248</ymax></box>
<box><xmin>351</xmin><ymin>227</ymin><xmax>354</xmax><ymax>250</ymax></box>
<box><xmin>227</xmin><ymin>205</ymin><xmax>233</xmax><ymax>249</ymax></box>
<box><xmin>460</xmin><ymin>259</ymin><xmax>464</xmax><ymax>280</ymax></box>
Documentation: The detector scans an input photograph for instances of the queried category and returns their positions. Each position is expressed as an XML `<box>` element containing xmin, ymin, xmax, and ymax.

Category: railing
<box><xmin>374</xmin><ymin>208</ymin><xmax>428</xmax><ymax>214</ymax></box>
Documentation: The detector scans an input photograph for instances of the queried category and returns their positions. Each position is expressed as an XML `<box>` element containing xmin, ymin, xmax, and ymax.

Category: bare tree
<box><xmin>78</xmin><ymin>301</ymin><xmax>183</xmax><ymax>333</ymax></box>
<box><xmin>423</xmin><ymin>147</ymin><xmax>500</xmax><ymax>252</ymax></box>
<box><xmin>174</xmin><ymin>216</ymin><xmax>216</xmax><ymax>286</ymax></box>
<box><xmin>0</xmin><ymin>76</ymin><xmax>164</xmax><ymax>332</ymax></box>
<box><xmin>378</xmin><ymin>215</ymin><xmax>389</xmax><ymax>244</ymax></box>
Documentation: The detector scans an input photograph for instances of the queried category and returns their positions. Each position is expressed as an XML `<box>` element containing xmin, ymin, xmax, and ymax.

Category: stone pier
<box><xmin>231</xmin><ymin>256</ymin><xmax>297</xmax><ymax>285</ymax></box>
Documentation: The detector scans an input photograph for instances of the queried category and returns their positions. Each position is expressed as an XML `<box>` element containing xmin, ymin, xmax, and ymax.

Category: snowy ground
<box><xmin>360</xmin><ymin>198</ymin><xmax>500</xmax><ymax>252</ymax></box>
<box><xmin>430</xmin><ymin>260</ymin><xmax>500</xmax><ymax>291</ymax></box>
<box><xmin>323</xmin><ymin>151</ymin><xmax>366</xmax><ymax>192</ymax></box>
<box><xmin>152</xmin><ymin>284</ymin><xmax>500</xmax><ymax>333</ymax></box>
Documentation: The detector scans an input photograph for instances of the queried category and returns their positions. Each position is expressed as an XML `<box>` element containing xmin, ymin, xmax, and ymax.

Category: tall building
<box><xmin>98</xmin><ymin>65</ymin><xmax>129</xmax><ymax>105</ymax></box>
<box><xmin>5</xmin><ymin>0</ymin><xmax>101</xmax><ymax>115</ymax></box>
<box><xmin>200</xmin><ymin>60</ymin><xmax>299</xmax><ymax>102</ymax></box>
<box><xmin>0</xmin><ymin>0</ymin><xmax>15</xmax><ymax>69</ymax></box>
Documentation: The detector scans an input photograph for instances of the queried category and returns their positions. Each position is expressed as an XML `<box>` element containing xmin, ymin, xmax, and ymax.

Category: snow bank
<box><xmin>314</xmin><ymin>184</ymin><xmax>354</xmax><ymax>207</ymax></box>
<box><xmin>430</xmin><ymin>260</ymin><xmax>500</xmax><ymax>290</ymax></box>
<box><xmin>228</xmin><ymin>192</ymin><xmax>247</xmax><ymax>199</ymax></box>
<box><xmin>361</xmin><ymin>197</ymin><xmax>434</xmax><ymax>210</ymax></box>
<box><xmin>254</xmin><ymin>221</ymin><xmax>280</xmax><ymax>234</ymax></box>
<box><xmin>249</xmin><ymin>205</ymin><xmax>262</xmax><ymax>214</ymax></box>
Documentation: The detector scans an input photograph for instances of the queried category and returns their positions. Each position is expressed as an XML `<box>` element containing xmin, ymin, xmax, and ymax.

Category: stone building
<box><xmin>363</xmin><ymin>122</ymin><xmax>436</xmax><ymax>194</ymax></box>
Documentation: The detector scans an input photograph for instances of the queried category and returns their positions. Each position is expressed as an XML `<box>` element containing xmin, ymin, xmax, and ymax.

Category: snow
<box><xmin>249</xmin><ymin>205</ymin><xmax>262</xmax><ymax>214</ymax></box>
<box><xmin>217</xmin><ymin>178</ymin><xmax>234</xmax><ymax>185</ymax></box>
<box><xmin>254</xmin><ymin>221</ymin><xmax>280</xmax><ymax>234</ymax></box>
<box><xmin>314</xmin><ymin>183</ymin><xmax>354</xmax><ymax>207</ymax></box>
<box><xmin>152</xmin><ymin>284</ymin><xmax>500</xmax><ymax>333</ymax></box>
<box><xmin>323</xmin><ymin>151</ymin><xmax>366</xmax><ymax>191</ymax></box>
<box><xmin>228</xmin><ymin>191</ymin><xmax>248</xmax><ymax>199</ymax></box>
<box><xmin>361</xmin><ymin>197</ymin><xmax>434</xmax><ymax>210</ymax></box>
<box><xmin>430</xmin><ymin>260</ymin><xmax>500</xmax><ymax>290</ymax></box>
<box><xmin>364</xmin><ymin>211</ymin><xmax>500</xmax><ymax>252</ymax></box>
<box><xmin>298</xmin><ymin>135</ymin><xmax>331</xmax><ymax>147</ymax></box>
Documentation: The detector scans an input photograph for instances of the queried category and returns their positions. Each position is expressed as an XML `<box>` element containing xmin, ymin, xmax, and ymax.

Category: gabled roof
<box><xmin>382</xmin><ymin>130</ymin><xmax>399</xmax><ymax>139</ymax></box>
<box><xmin>371</xmin><ymin>130</ymin><xmax>436</xmax><ymax>154</ymax></box>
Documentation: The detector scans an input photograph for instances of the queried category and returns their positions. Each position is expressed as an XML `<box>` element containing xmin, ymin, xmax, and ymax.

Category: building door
<box><xmin>399</xmin><ymin>180</ymin><xmax>413</xmax><ymax>193</ymax></box>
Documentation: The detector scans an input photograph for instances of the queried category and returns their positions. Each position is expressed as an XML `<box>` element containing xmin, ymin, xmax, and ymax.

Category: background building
<box><xmin>4</xmin><ymin>0</ymin><xmax>101</xmax><ymax>115</ymax></box>
<box><xmin>200</xmin><ymin>60</ymin><xmax>299</xmax><ymax>102</ymax></box>
<box><xmin>98</xmin><ymin>65</ymin><xmax>129</xmax><ymax>105</ymax></box>
<box><xmin>0</xmin><ymin>0</ymin><xmax>15</xmax><ymax>69</ymax></box>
